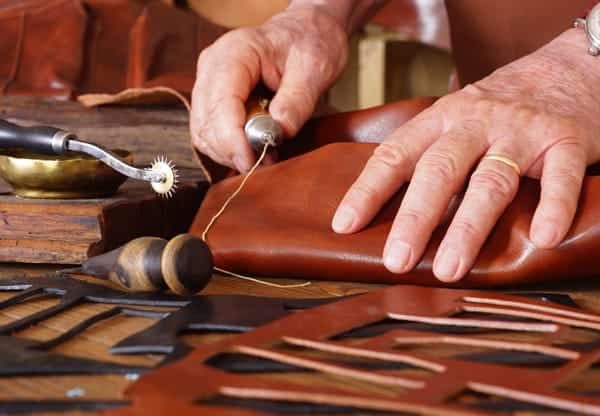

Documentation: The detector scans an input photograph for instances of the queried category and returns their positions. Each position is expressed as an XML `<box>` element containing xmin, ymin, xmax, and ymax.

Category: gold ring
<box><xmin>482</xmin><ymin>154</ymin><xmax>521</xmax><ymax>176</ymax></box>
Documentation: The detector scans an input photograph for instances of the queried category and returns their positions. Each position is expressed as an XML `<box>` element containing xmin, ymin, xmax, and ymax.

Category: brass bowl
<box><xmin>0</xmin><ymin>149</ymin><xmax>132</xmax><ymax>199</ymax></box>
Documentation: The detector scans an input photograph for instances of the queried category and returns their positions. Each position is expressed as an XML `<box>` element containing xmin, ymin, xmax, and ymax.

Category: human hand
<box><xmin>190</xmin><ymin>4</ymin><xmax>349</xmax><ymax>172</ymax></box>
<box><xmin>332</xmin><ymin>28</ymin><xmax>600</xmax><ymax>282</ymax></box>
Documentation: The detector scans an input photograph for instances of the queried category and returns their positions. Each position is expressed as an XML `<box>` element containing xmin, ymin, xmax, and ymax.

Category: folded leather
<box><xmin>446</xmin><ymin>0</ymin><xmax>591</xmax><ymax>84</ymax></box>
<box><xmin>0</xmin><ymin>0</ymin><xmax>225</xmax><ymax>100</ymax></box>
<box><xmin>0</xmin><ymin>0</ymin><xmax>588</xmax><ymax>100</ymax></box>
<box><xmin>191</xmin><ymin>101</ymin><xmax>600</xmax><ymax>287</ymax></box>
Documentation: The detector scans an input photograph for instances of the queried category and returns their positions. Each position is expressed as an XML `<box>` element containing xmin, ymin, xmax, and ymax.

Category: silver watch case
<box><xmin>575</xmin><ymin>3</ymin><xmax>600</xmax><ymax>56</ymax></box>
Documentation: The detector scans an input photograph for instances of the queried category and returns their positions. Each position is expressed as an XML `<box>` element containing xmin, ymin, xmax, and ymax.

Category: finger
<box><xmin>190</xmin><ymin>39</ymin><xmax>260</xmax><ymax>172</ymax></box>
<box><xmin>269</xmin><ymin>49</ymin><xmax>332</xmax><ymax>138</ymax></box>
<box><xmin>211</xmin><ymin>94</ymin><xmax>257</xmax><ymax>172</ymax></box>
<box><xmin>383</xmin><ymin>123</ymin><xmax>488</xmax><ymax>274</ymax></box>
<box><xmin>332</xmin><ymin>110</ymin><xmax>442</xmax><ymax>234</ymax></box>
<box><xmin>529</xmin><ymin>140</ymin><xmax>586</xmax><ymax>248</ymax></box>
<box><xmin>433</xmin><ymin>144</ymin><xmax>526</xmax><ymax>282</ymax></box>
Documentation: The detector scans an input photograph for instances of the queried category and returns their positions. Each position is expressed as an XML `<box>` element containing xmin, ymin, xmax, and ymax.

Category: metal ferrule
<box><xmin>50</xmin><ymin>131</ymin><xmax>73</xmax><ymax>154</ymax></box>
<box><xmin>244</xmin><ymin>114</ymin><xmax>284</xmax><ymax>151</ymax></box>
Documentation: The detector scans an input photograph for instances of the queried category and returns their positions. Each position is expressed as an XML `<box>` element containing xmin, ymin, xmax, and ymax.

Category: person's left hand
<box><xmin>332</xmin><ymin>28</ymin><xmax>600</xmax><ymax>283</ymax></box>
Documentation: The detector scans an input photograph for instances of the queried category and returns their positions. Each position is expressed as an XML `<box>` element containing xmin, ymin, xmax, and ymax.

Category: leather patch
<box><xmin>114</xmin><ymin>285</ymin><xmax>600</xmax><ymax>415</ymax></box>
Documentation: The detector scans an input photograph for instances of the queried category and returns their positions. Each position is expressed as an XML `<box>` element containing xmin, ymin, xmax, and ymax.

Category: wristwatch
<box><xmin>575</xmin><ymin>2</ymin><xmax>600</xmax><ymax>55</ymax></box>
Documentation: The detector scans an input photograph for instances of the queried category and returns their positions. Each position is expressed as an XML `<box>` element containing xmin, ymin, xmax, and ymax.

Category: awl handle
<box><xmin>244</xmin><ymin>96</ymin><xmax>284</xmax><ymax>151</ymax></box>
<box><xmin>69</xmin><ymin>234</ymin><xmax>213</xmax><ymax>296</ymax></box>
<box><xmin>0</xmin><ymin>119</ymin><xmax>71</xmax><ymax>154</ymax></box>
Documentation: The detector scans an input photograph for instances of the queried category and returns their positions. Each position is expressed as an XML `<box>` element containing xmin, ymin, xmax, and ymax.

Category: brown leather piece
<box><xmin>445</xmin><ymin>0</ymin><xmax>591</xmax><ymax>85</ymax></box>
<box><xmin>0</xmin><ymin>0</ymin><xmax>87</xmax><ymax>97</ymax></box>
<box><xmin>0</xmin><ymin>0</ymin><xmax>225</xmax><ymax>99</ymax></box>
<box><xmin>0</xmin><ymin>0</ymin><xmax>588</xmax><ymax>99</ymax></box>
<box><xmin>191</xmin><ymin>101</ymin><xmax>600</xmax><ymax>288</ymax></box>
<box><xmin>112</xmin><ymin>285</ymin><xmax>600</xmax><ymax>415</ymax></box>
<box><xmin>278</xmin><ymin>97</ymin><xmax>437</xmax><ymax>160</ymax></box>
<box><xmin>77</xmin><ymin>86</ymin><xmax>190</xmax><ymax>108</ymax></box>
<box><xmin>373</xmin><ymin>0</ymin><xmax>451</xmax><ymax>50</ymax></box>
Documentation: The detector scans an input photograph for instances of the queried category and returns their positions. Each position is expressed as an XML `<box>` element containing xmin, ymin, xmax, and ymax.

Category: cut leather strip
<box><xmin>78</xmin><ymin>86</ymin><xmax>191</xmax><ymax>109</ymax></box>
<box><xmin>111</xmin><ymin>285</ymin><xmax>600</xmax><ymax>416</ymax></box>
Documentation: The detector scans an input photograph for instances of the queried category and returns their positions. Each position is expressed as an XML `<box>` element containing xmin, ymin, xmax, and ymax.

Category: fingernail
<box><xmin>233</xmin><ymin>156</ymin><xmax>251</xmax><ymax>173</ymax></box>
<box><xmin>434</xmin><ymin>247</ymin><xmax>462</xmax><ymax>282</ymax></box>
<box><xmin>531</xmin><ymin>223</ymin><xmax>557</xmax><ymax>248</ymax></box>
<box><xmin>332</xmin><ymin>206</ymin><xmax>356</xmax><ymax>233</ymax></box>
<box><xmin>384</xmin><ymin>240</ymin><xmax>412</xmax><ymax>273</ymax></box>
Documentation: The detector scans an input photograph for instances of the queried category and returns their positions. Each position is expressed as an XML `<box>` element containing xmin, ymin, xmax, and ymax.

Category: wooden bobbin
<box><xmin>77</xmin><ymin>234</ymin><xmax>213</xmax><ymax>295</ymax></box>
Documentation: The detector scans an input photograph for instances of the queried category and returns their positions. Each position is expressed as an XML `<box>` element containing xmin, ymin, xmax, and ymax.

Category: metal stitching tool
<box><xmin>244</xmin><ymin>95</ymin><xmax>284</xmax><ymax>151</ymax></box>
<box><xmin>0</xmin><ymin>119</ymin><xmax>179</xmax><ymax>197</ymax></box>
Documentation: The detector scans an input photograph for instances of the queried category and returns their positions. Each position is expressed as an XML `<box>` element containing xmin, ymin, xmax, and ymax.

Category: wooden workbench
<box><xmin>1</xmin><ymin>97</ymin><xmax>599</xmax><ymax>415</ymax></box>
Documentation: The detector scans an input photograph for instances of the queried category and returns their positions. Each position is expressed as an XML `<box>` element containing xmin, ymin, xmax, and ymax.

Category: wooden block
<box><xmin>0</xmin><ymin>169</ymin><xmax>207</xmax><ymax>264</ymax></box>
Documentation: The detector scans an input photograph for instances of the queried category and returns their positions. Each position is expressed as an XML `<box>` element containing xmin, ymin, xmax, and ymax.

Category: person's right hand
<box><xmin>190</xmin><ymin>5</ymin><xmax>349</xmax><ymax>173</ymax></box>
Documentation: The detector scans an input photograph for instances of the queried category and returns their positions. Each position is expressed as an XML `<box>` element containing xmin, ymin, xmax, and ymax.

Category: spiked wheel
<box><xmin>149</xmin><ymin>156</ymin><xmax>178</xmax><ymax>198</ymax></box>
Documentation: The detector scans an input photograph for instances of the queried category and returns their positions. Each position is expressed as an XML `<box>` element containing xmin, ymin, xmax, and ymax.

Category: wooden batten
<box><xmin>0</xmin><ymin>177</ymin><xmax>207</xmax><ymax>264</ymax></box>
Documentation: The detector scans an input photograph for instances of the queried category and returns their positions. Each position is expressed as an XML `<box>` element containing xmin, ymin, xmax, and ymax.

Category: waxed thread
<box><xmin>201</xmin><ymin>142</ymin><xmax>311</xmax><ymax>289</ymax></box>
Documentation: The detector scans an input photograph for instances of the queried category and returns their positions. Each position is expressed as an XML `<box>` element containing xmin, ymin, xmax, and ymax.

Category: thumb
<box><xmin>268</xmin><ymin>51</ymin><xmax>328</xmax><ymax>138</ymax></box>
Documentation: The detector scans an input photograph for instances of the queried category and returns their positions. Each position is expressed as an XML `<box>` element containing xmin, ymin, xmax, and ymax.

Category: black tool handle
<box><xmin>0</xmin><ymin>119</ymin><xmax>69</xmax><ymax>154</ymax></box>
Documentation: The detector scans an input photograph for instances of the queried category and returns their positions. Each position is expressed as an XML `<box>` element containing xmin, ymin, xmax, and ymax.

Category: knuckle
<box><xmin>459</xmin><ymin>119</ymin><xmax>485</xmax><ymax>135</ymax></box>
<box><xmin>396</xmin><ymin>208</ymin><xmax>432</xmax><ymax>230</ymax></box>
<box><xmin>190</xmin><ymin>126</ymin><xmax>211</xmax><ymax>154</ymax></box>
<box><xmin>560</xmin><ymin>115</ymin><xmax>580</xmax><ymax>131</ymax></box>
<box><xmin>512</xmin><ymin>104</ymin><xmax>537</xmax><ymax>121</ymax></box>
<box><xmin>196</xmin><ymin>46</ymin><xmax>212</xmax><ymax>67</ymax></box>
<box><xmin>470</xmin><ymin>168</ymin><xmax>516</xmax><ymax>201</ymax></box>
<box><xmin>431</xmin><ymin>94</ymin><xmax>453</xmax><ymax>110</ymax></box>
<box><xmin>450</xmin><ymin>218</ymin><xmax>480</xmax><ymax>240</ymax></box>
<box><xmin>347</xmin><ymin>183</ymin><xmax>381</xmax><ymax>208</ymax></box>
<box><xmin>190</xmin><ymin>115</ymin><xmax>210</xmax><ymax>140</ymax></box>
<box><xmin>553</xmin><ymin>117</ymin><xmax>582</xmax><ymax>138</ymax></box>
<box><xmin>416</xmin><ymin>151</ymin><xmax>460</xmax><ymax>185</ymax></box>
<box><xmin>542</xmin><ymin>196</ymin><xmax>574</xmax><ymax>222</ymax></box>
<box><xmin>304</xmin><ymin>41</ymin><xmax>342</xmax><ymax>76</ymax></box>
<box><xmin>440</xmin><ymin>85</ymin><xmax>479</xmax><ymax>107</ymax></box>
<box><xmin>279</xmin><ymin>83</ymin><xmax>315</xmax><ymax>107</ymax></box>
<box><xmin>372</xmin><ymin>142</ymin><xmax>410</xmax><ymax>170</ymax></box>
<box><xmin>472</xmin><ymin>97</ymin><xmax>498</xmax><ymax>118</ymax></box>
<box><xmin>461</xmin><ymin>83</ymin><xmax>484</xmax><ymax>97</ymax></box>
<box><xmin>546</xmin><ymin>167</ymin><xmax>582</xmax><ymax>189</ymax></box>
<box><xmin>221</xmin><ymin>27</ymin><xmax>258</xmax><ymax>44</ymax></box>
<box><xmin>202</xmin><ymin>29</ymin><xmax>264</xmax><ymax>70</ymax></box>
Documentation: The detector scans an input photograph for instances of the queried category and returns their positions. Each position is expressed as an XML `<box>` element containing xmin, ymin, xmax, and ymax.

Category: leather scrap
<box><xmin>0</xmin><ymin>274</ymin><xmax>336</xmax><ymax>413</ymax></box>
<box><xmin>113</xmin><ymin>285</ymin><xmax>600</xmax><ymax>416</ymax></box>
<box><xmin>0</xmin><ymin>0</ymin><xmax>225</xmax><ymax>100</ymax></box>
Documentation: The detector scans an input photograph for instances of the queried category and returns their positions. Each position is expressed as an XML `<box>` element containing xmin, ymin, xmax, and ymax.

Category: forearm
<box><xmin>545</xmin><ymin>27</ymin><xmax>600</xmax><ymax>81</ymax></box>
<box><xmin>288</xmin><ymin>0</ymin><xmax>388</xmax><ymax>34</ymax></box>
<box><xmin>524</xmin><ymin>28</ymin><xmax>600</xmax><ymax>124</ymax></box>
